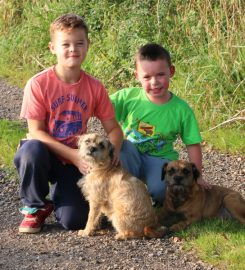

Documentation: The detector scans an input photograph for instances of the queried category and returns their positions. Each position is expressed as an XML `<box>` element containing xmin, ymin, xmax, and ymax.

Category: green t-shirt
<box><xmin>110</xmin><ymin>87</ymin><xmax>202</xmax><ymax>160</ymax></box>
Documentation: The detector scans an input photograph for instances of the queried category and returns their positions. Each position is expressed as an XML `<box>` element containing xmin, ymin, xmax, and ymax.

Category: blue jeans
<box><xmin>120</xmin><ymin>140</ymin><xmax>168</xmax><ymax>205</ymax></box>
<box><xmin>14</xmin><ymin>140</ymin><xmax>89</xmax><ymax>230</ymax></box>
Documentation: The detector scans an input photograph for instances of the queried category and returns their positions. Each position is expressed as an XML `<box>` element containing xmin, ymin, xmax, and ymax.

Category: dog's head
<box><xmin>162</xmin><ymin>160</ymin><xmax>200</xmax><ymax>190</ymax></box>
<box><xmin>77</xmin><ymin>133</ymin><xmax>114</xmax><ymax>166</ymax></box>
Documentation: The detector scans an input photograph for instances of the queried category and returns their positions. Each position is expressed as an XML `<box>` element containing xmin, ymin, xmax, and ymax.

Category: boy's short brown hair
<box><xmin>50</xmin><ymin>13</ymin><xmax>89</xmax><ymax>40</ymax></box>
<box><xmin>135</xmin><ymin>43</ymin><xmax>172</xmax><ymax>67</ymax></box>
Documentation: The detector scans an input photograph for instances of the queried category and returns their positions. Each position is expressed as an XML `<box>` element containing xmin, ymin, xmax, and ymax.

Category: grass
<box><xmin>202</xmin><ymin>127</ymin><xmax>245</xmax><ymax>155</ymax></box>
<box><xmin>177</xmin><ymin>219</ymin><xmax>245</xmax><ymax>270</ymax></box>
<box><xmin>0</xmin><ymin>1</ymin><xmax>244</xmax><ymax>269</ymax></box>
<box><xmin>0</xmin><ymin>120</ymin><xmax>27</xmax><ymax>166</ymax></box>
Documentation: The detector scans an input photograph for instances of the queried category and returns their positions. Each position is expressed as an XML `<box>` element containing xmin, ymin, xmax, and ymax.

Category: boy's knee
<box><xmin>120</xmin><ymin>140</ymin><xmax>135</xmax><ymax>159</ymax></box>
<box><xmin>148</xmin><ymin>181</ymin><xmax>166</xmax><ymax>205</ymax></box>
<box><xmin>120</xmin><ymin>140</ymin><xmax>141</xmax><ymax>177</ymax></box>
<box><xmin>14</xmin><ymin>140</ymin><xmax>49</xmax><ymax>166</ymax></box>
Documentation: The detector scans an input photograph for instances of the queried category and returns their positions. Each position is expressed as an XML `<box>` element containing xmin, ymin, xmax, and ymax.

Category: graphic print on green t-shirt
<box><xmin>125</xmin><ymin>120</ymin><xmax>167</xmax><ymax>154</ymax></box>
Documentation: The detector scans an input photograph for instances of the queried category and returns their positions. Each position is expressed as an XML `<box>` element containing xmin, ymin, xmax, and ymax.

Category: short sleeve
<box><xmin>20</xmin><ymin>78</ymin><xmax>46</xmax><ymax>120</ymax></box>
<box><xmin>180</xmin><ymin>107</ymin><xmax>202</xmax><ymax>145</ymax></box>
<box><xmin>93</xmin><ymin>84</ymin><xmax>115</xmax><ymax>121</ymax></box>
<box><xmin>110</xmin><ymin>91</ymin><xmax>123</xmax><ymax>122</ymax></box>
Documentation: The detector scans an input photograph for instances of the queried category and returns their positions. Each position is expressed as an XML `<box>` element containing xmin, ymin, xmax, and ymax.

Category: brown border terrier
<box><xmin>77</xmin><ymin>133</ymin><xmax>167</xmax><ymax>240</ymax></box>
<box><xmin>158</xmin><ymin>160</ymin><xmax>245</xmax><ymax>232</ymax></box>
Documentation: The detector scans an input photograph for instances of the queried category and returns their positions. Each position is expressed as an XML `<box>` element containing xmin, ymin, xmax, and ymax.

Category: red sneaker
<box><xmin>19</xmin><ymin>203</ymin><xmax>54</xmax><ymax>233</ymax></box>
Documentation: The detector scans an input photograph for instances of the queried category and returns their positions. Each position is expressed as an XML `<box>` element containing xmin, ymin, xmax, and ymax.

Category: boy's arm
<box><xmin>27</xmin><ymin>119</ymin><xmax>89</xmax><ymax>174</ymax></box>
<box><xmin>101</xmin><ymin>118</ymin><xmax>124</xmax><ymax>165</ymax></box>
<box><xmin>186</xmin><ymin>143</ymin><xmax>211</xmax><ymax>188</ymax></box>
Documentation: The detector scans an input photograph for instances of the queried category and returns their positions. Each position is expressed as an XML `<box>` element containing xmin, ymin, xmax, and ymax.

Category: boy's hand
<box><xmin>197</xmin><ymin>176</ymin><xmax>212</xmax><ymax>189</ymax></box>
<box><xmin>71</xmin><ymin>149</ymin><xmax>90</xmax><ymax>175</ymax></box>
<box><xmin>76</xmin><ymin>160</ymin><xmax>90</xmax><ymax>175</ymax></box>
<box><xmin>111</xmin><ymin>149</ymin><xmax>121</xmax><ymax>167</ymax></box>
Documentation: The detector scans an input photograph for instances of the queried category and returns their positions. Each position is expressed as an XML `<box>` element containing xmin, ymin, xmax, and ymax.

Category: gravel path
<box><xmin>0</xmin><ymin>78</ymin><xmax>244</xmax><ymax>270</ymax></box>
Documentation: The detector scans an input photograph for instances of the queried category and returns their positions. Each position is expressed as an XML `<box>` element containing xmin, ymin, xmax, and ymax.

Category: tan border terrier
<box><xmin>77</xmin><ymin>133</ymin><xmax>167</xmax><ymax>240</ymax></box>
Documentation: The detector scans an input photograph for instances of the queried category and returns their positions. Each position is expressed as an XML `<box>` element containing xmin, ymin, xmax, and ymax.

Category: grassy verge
<box><xmin>202</xmin><ymin>127</ymin><xmax>245</xmax><ymax>155</ymax></box>
<box><xmin>0</xmin><ymin>119</ymin><xmax>27</xmax><ymax>166</ymax></box>
<box><xmin>177</xmin><ymin>219</ymin><xmax>245</xmax><ymax>270</ymax></box>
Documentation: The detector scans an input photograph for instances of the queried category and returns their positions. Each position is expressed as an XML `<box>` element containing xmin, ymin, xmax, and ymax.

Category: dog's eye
<box><xmin>99</xmin><ymin>142</ymin><xmax>105</xmax><ymax>149</ymax></box>
<box><xmin>182</xmin><ymin>168</ymin><xmax>190</xmax><ymax>175</ymax></box>
<box><xmin>84</xmin><ymin>139</ymin><xmax>90</xmax><ymax>144</ymax></box>
<box><xmin>168</xmin><ymin>168</ymin><xmax>175</xmax><ymax>175</ymax></box>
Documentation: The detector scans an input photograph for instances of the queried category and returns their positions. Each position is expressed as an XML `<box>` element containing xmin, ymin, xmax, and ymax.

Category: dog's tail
<box><xmin>144</xmin><ymin>225</ymin><xmax>167</xmax><ymax>238</ymax></box>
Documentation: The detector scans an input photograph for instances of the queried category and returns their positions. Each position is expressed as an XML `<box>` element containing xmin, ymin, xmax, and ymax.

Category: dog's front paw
<box><xmin>78</xmin><ymin>229</ymin><xmax>92</xmax><ymax>237</ymax></box>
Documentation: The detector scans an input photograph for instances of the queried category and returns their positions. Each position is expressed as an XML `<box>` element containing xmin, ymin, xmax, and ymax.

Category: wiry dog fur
<box><xmin>159</xmin><ymin>160</ymin><xmax>245</xmax><ymax>232</ymax></box>
<box><xmin>77</xmin><ymin>133</ymin><xmax>167</xmax><ymax>240</ymax></box>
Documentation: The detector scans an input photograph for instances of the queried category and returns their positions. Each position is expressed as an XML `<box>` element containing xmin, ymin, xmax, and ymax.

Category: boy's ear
<box><xmin>48</xmin><ymin>41</ymin><xmax>55</xmax><ymax>54</ymax></box>
<box><xmin>134</xmin><ymin>70</ymin><xmax>139</xmax><ymax>80</ymax></box>
<box><xmin>170</xmin><ymin>65</ymin><xmax>175</xmax><ymax>78</ymax></box>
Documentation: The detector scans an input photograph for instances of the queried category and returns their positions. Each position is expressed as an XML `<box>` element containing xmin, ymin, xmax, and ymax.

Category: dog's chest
<box><xmin>172</xmin><ymin>197</ymin><xmax>185</xmax><ymax>209</ymax></box>
<box><xmin>82</xmin><ymin>175</ymin><xmax>109</xmax><ymax>199</ymax></box>
<box><xmin>168</xmin><ymin>188</ymin><xmax>189</xmax><ymax>210</ymax></box>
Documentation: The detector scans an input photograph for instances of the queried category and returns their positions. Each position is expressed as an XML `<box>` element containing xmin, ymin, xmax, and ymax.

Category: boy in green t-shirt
<box><xmin>110</xmin><ymin>43</ymin><xmax>209</xmax><ymax>205</ymax></box>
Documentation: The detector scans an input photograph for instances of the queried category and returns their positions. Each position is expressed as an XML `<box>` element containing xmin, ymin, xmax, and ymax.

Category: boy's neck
<box><xmin>146</xmin><ymin>91</ymin><xmax>172</xmax><ymax>105</ymax></box>
<box><xmin>54</xmin><ymin>64</ymin><xmax>81</xmax><ymax>84</ymax></box>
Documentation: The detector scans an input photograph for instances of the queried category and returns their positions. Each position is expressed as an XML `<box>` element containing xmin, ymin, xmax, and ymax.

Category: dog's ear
<box><xmin>161</xmin><ymin>162</ymin><xmax>169</xmax><ymax>181</ymax></box>
<box><xmin>77</xmin><ymin>134</ymin><xmax>85</xmax><ymax>148</ymax></box>
<box><xmin>191</xmin><ymin>163</ymin><xmax>200</xmax><ymax>180</ymax></box>
<box><xmin>108</xmin><ymin>141</ymin><xmax>115</xmax><ymax>160</ymax></box>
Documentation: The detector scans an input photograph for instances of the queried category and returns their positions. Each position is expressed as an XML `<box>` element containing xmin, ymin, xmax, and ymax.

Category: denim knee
<box><xmin>120</xmin><ymin>140</ymin><xmax>141</xmax><ymax>178</ymax></box>
<box><xmin>147</xmin><ymin>181</ymin><xmax>166</xmax><ymax>205</ymax></box>
<box><xmin>14</xmin><ymin>139</ymin><xmax>50</xmax><ymax>167</ymax></box>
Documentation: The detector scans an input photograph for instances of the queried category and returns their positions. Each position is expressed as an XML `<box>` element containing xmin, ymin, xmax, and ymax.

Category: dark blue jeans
<box><xmin>14</xmin><ymin>140</ymin><xmax>88</xmax><ymax>230</ymax></box>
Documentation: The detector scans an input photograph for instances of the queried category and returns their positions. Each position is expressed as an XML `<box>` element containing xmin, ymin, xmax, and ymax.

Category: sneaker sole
<box><xmin>19</xmin><ymin>227</ymin><xmax>41</xmax><ymax>233</ymax></box>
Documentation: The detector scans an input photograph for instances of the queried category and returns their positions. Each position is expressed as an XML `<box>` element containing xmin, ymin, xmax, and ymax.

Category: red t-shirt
<box><xmin>21</xmin><ymin>66</ymin><xmax>115</xmax><ymax>148</ymax></box>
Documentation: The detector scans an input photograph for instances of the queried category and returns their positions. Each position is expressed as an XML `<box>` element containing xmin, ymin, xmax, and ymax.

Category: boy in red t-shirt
<box><xmin>14</xmin><ymin>14</ymin><xmax>123</xmax><ymax>233</ymax></box>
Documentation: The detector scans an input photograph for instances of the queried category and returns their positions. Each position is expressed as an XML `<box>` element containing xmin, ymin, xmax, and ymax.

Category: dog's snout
<box><xmin>173</xmin><ymin>175</ymin><xmax>183</xmax><ymax>184</ymax></box>
<box><xmin>89</xmin><ymin>146</ymin><xmax>97</xmax><ymax>154</ymax></box>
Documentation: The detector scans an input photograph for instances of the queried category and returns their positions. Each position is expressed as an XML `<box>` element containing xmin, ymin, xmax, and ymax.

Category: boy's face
<box><xmin>135</xmin><ymin>59</ymin><xmax>175</xmax><ymax>103</ymax></box>
<box><xmin>49</xmin><ymin>28</ymin><xmax>89</xmax><ymax>69</ymax></box>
